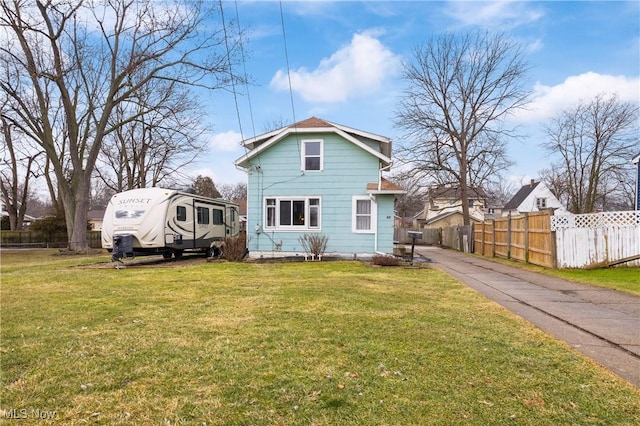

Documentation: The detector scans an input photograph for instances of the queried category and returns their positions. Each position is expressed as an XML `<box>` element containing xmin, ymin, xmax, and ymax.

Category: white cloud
<box><xmin>518</xmin><ymin>72</ymin><xmax>640</xmax><ymax>122</ymax></box>
<box><xmin>445</xmin><ymin>0</ymin><xmax>544</xmax><ymax>30</ymax></box>
<box><xmin>269</xmin><ymin>30</ymin><xmax>401</xmax><ymax>103</ymax></box>
<box><xmin>206</xmin><ymin>130</ymin><xmax>243</xmax><ymax>152</ymax></box>
<box><xmin>189</xmin><ymin>164</ymin><xmax>246</xmax><ymax>187</ymax></box>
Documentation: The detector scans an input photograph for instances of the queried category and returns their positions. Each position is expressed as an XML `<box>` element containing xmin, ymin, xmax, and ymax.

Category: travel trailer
<box><xmin>102</xmin><ymin>187</ymin><xmax>240</xmax><ymax>261</ymax></box>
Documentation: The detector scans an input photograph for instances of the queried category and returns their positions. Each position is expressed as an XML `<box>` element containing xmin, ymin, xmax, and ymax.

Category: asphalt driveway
<box><xmin>415</xmin><ymin>246</ymin><xmax>640</xmax><ymax>388</ymax></box>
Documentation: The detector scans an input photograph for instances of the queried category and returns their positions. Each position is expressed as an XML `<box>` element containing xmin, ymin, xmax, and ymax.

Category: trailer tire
<box><xmin>174</xmin><ymin>250</ymin><xmax>183</xmax><ymax>259</ymax></box>
<box><xmin>162</xmin><ymin>252</ymin><xmax>172</xmax><ymax>259</ymax></box>
<box><xmin>208</xmin><ymin>246</ymin><xmax>221</xmax><ymax>258</ymax></box>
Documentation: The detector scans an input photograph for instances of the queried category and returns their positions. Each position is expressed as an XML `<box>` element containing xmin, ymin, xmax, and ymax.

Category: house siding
<box><xmin>245</xmin><ymin>132</ymin><xmax>392</xmax><ymax>256</ymax></box>
<box><xmin>517</xmin><ymin>185</ymin><xmax>566</xmax><ymax>215</ymax></box>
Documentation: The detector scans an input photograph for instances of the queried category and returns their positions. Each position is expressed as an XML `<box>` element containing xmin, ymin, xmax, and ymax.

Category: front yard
<box><xmin>1</xmin><ymin>250</ymin><xmax>638</xmax><ymax>424</ymax></box>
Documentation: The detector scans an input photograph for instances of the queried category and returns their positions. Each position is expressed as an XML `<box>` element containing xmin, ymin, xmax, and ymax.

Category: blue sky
<box><xmin>193</xmin><ymin>0</ymin><xmax>640</xmax><ymax>188</ymax></box>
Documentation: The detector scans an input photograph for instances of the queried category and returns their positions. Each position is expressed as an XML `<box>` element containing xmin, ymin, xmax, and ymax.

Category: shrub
<box><xmin>298</xmin><ymin>234</ymin><xmax>329</xmax><ymax>258</ymax></box>
<box><xmin>371</xmin><ymin>254</ymin><xmax>401</xmax><ymax>266</ymax></box>
<box><xmin>222</xmin><ymin>235</ymin><xmax>247</xmax><ymax>262</ymax></box>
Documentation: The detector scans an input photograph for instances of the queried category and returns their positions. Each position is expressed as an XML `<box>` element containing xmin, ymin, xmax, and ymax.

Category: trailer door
<box><xmin>194</xmin><ymin>202</ymin><xmax>212</xmax><ymax>249</ymax></box>
<box><xmin>226</xmin><ymin>205</ymin><xmax>238</xmax><ymax>237</ymax></box>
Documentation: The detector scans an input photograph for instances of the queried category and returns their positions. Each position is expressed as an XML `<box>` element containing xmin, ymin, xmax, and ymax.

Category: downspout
<box><xmin>374</xmin><ymin>161</ymin><xmax>393</xmax><ymax>254</ymax></box>
<box><xmin>378</xmin><ymin>161</ymin><xmax>392</xmax><ymax>190</ymax></box>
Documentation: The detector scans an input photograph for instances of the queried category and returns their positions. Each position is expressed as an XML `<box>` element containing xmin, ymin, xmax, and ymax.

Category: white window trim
<box><xmin>263</xmin><ymin>196</ymin><xmax>322</xmax><ymax>231</ymax></box>
<box><xmin>352</xmin><ymin>195</ymin><xmax>377</xmax><ymax>233</ymax></box>
<box><xmin>301</xmin><ymin>139</ymin><xmax>323</xmax><ymax>172</ymax></box>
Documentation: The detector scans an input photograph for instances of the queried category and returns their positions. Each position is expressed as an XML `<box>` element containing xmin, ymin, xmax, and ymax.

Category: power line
<box><xmin>278</xmin><ymin>0</ymin><xmax>300</xmax><ymax>158</ymax></box>
<box><xmin>219</xmin><ymin>0</ymin><xmax>245</xmax><ymax>143</ymax></box>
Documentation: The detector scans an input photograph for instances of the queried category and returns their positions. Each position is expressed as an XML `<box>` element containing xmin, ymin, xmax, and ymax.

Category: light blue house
<box><xmin>235</xmin><ymin>117</ymin><xmax>404</xmax><ymax>258</ymax></box>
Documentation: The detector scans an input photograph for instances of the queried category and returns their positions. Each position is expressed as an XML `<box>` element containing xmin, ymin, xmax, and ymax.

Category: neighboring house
<box><xmin>88</xmin><ymin>210</ymin><xmax>105</xmax><ymax>231</ymax></box>
<box><xmin>1</xmin><ymin>210</ymin><xmax>35</xmax><ymax>229</ymax></box>
<box><xmin>502</xmin><ymin>179</ymin><xmax>567</xmax><ymax>216</ymax></box>
<box><xmin>232</xmin><ymin>199</ymin><xmax>248</xmax><ymax>232</ymax></box>
<box><xmin>633</xmin><ymin>152</ymin><xmax>640</xmax><ymax>210</ymax></box>
<box><xmin>418</xmin><ymin>186</ymin><xmax>487</xmax><ymax>228</ymax></box>
<box><xmin>484</xmin><ymin>198</ymin><xmax>504</xmax><ymax>220</ymax></box>
<box><xmin>234</xmin><ymin>117</ymin><xmax>404</xmax><ymax>258</ymax></box>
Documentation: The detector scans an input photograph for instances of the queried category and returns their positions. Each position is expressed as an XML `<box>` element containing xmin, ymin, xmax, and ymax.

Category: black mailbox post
<box><xmin>407</xmin><ymin>231</ymin><xmax>423</xmax><ymax>265</ymax></box>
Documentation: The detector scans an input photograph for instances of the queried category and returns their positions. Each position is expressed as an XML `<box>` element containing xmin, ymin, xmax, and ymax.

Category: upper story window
<box><xmin>536</xmin><ymin>197</ymin><xmax>547</xmax><ymax>209</ymax></box>
<box><xmin>302</xmin><ymin>140</ymin><xmax>323</xmax><ymax>171</ymax></box>
<box><xmin>264</xmin><ymin>197</ymin><xmax>321</xmax><ymax>230</ymax></box>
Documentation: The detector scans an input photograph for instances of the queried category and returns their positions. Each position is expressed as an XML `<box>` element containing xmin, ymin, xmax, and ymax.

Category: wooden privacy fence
<box><xmin>1</xmin><ymin>230</ymin><xmax>102</xmax><ymax>249</ymax></box>
<box><xmin>473</xmin><ymin>210</ymin><xmax>640</xmax><ymax>269</ymax></box>
<box><xmin>474</xmin><ymin>211</ymin><xmax>554</xmax><ymax>268</ymax></box>
<box><xmin>442</xmin><ymin>225</ymin><xmax>473</xmax><ymax>252</ymax></box>
<box><xmin>395</xmin><ymin>228</ymin><xmax>442</xmax><ymax>245</ymax></box>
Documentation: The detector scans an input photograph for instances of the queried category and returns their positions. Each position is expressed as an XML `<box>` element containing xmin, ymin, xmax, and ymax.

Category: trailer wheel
<box><xmin>208</xmin><ymin>246</ymin><xmax>221</xmax><ymax>258</ymax></box>
<box><xmin>162</xmin><ymin>252</ymin><xmax>172</xmax><ymax>259</ymax></box>
<box><xmin>174</xmin><ymin>250</ymin><xmax>183</xmax><ymax>259</ymax></box>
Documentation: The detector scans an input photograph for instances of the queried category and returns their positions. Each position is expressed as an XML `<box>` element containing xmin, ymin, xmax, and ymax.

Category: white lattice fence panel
<box><xmin>552</xmin><ymin>211</ymin><xmax>640</xmax><ymax>268</ymax></box>
<box><xmin>551</xmin><ymin>211</ymin><xmax>640</xmax><ymax>230</ymax></box>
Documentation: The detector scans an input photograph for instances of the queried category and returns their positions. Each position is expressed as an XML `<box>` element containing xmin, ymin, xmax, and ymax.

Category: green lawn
<box><xmin>1</xmin><ymin>250</ymin><xmax>639</xmax><ymax>425</ymax></box>
<box><xmin>476</xmin><ymin>254</ymin><xmax>640</xmax><ymax>296</ymax></box>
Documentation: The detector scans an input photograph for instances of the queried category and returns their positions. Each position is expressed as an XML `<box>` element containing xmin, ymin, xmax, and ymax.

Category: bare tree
<box><xmin>262</xmin><ymin>116</ymin><xmax>290</xmax><ymax>133</ymax></box>
<box><xmin>386</xmin><ymin>170</ymin><xmax>426</xmax><ymax>221</ymax></box>
<box><xmin>218</xmin><ymin>182</ymin><xmax>247</xmax><ymax>201</ymax></box>
<box><xmin>539</xmin><ymin>167</ymin><xmax>569</xmax><ymax>208</ymax></box>
<box><xmin>0</xmin><ymin>114</ymin><xmax>42</xmax><ymax>230</ymax></box>
<box><xmin>542</xmin><ymin>94</ymin><xmax>638</xmax><ymax>213</ymax></box>
<box><xmin>0</xmin><ymin>0</ymin><xmax>235</xmax><ymax>251</ymax></box>
<box><xmin>483</xmin><ymin>175</ymin><xmax>518</xmax><ymax>207</ymax></box>
<box><xmin>395</xmin><ymin>31</ymin><xmax>530</xmax><ymax>225</ymax></box>
<box><xmin>96</xmin><ymin>78</ymin><xmax>208</xmax><ymax>192</ymax></box>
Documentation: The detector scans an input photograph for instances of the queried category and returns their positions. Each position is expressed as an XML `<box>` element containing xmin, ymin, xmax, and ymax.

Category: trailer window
<box><xmin>212</xmin><ymin>209</ymin><xmax>224</xmax><ymax>225</ymax></box>
<box><xmin>197</xmin><ymin>207</ymin><xmax>210</xmax><ymax>224</ymax></box>
<box><xmin>177</xmin><ymin>206</ymin><xmax>187</xmax><ymax>221</ymax></box>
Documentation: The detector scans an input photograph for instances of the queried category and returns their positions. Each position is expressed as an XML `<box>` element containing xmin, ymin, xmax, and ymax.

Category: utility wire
<box><xmin>278</xmin><ymin>0</ymin><xmax>301</xmax><ymax>159</ymax></box>
<box><xmin>219</xmin><ymin>0</ymin><xmax>245</xmax><ymax>143</ymax></box>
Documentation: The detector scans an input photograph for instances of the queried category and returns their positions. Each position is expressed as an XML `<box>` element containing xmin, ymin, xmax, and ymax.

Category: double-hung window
<box><xmin>264</xmin><ymin>197</ymin><xmax>321</xmax><ymax>230</ymax></box>
<box><xmin>352</xmin><ymin>196</ymin><xmax>376</xmax><ymax>233</ymax></box>
<box><xmin>302</xmin><ymin>140</ymin><xmax>323</xmax><ymax>171</ymax></box>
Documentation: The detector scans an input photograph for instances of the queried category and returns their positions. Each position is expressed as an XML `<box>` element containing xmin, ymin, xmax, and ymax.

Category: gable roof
<box><xmin>503</xmin><ymin>180</ymin><xmax>540</xmax><ymax>210</ymax></box>
<box><xmin>235</xmin><ymin>117</ymin><xmax>392</xmax><ymax>169</ymax></box>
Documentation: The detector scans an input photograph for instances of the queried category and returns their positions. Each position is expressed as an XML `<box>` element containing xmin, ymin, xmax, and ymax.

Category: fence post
<box><xmin>490</xmin><ymin>219</ymin><xmax>496</xmax><ymax>258</ymax></box>
<box><xmin>506</xmin><ymin>213</ymin><xmax>512</xmax><ymax>260</ymax></box>
<box><xmin>548</xmin><ymin>209</ymin><xmax>558</xmax><ymax>269</ymax></box>
<box><xmin>523</xmin><ymin>212</ymin><xmax>530</xmax><ymax>264</ymax></box>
